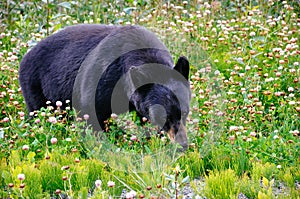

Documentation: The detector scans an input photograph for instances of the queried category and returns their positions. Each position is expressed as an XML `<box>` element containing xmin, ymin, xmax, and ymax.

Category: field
<box><xmin>0</xmin><ymin>0</ymin><xmax>299</xmax><ymax>198</ymax></box>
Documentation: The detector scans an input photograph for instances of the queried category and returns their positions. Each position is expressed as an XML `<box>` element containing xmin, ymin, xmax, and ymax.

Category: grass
<box><xmin>0</xmin><ymin>0</ymin><xmax>299</xmax><ymax>198</ymax></box>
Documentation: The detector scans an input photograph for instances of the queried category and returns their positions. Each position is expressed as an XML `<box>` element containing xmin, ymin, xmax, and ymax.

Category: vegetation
<box><xmin>0</xmin><ymin>0</ymin><xmax>299</xmax><ymax>198</ymax></box>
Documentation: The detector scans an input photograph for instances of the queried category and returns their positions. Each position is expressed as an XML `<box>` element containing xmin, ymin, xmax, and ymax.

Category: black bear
<box><xmin>19</xmin><ymin>24</ymin><xmax>191</xmax><ymax>149</ymax></box>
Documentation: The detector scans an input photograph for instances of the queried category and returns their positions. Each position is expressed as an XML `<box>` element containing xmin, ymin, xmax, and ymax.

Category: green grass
<box><xmin>0</xmin><ymin>0</ymin><xmax>299</xmax><ymax>198</ymax></box>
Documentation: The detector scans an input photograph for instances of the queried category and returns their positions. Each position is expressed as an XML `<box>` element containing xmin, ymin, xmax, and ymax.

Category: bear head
<box><xmin>126</xmin><ymin>56</ymin><xmax>191</xmax><ymax>150</ymax></box>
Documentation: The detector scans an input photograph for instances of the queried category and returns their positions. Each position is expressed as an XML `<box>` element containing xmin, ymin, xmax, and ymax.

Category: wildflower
<box><xmin>142</xmin><ymin>117</ymin><xmax>147</xmax><ymax>122</ymax></box>
<box><xmin>256</xmin><ymin>102</ymin><xmax>262</xmax><ymax>107</ymax></box>
<box><xmin>192</xmin><ymin>119</ymin><xmax>199</xmax><ymax>123</ymax></box>
<box><xmin>139</xmin><ymin>194</ymin><xmax>145</xmax><ymax>198</ymax></box>
<box><xmin>288</xmin><ymin>101</ymin><xmax>295</xmax><ymax>105</ymax></box>
<box><xmin>229</xmin><ymin>126</ymin><xmax>239</xmax><ymax>132</ymax></box>
<box><xmin>289</xmin><ymin>93</ymin><xmax>294</xmax><ymax>98</ymax></box>
<box><xmin>48</xmin><ymin>117</ymin><xmax>57</xmax><ymax>124</ymax></box>
<box><xmin>126</xmin><ymin>190</ymin><xmax>137</xmax><ymax>198</ymax></box>
<box><xmin>291</xmin><ymin>130</ymin><xmax>299</xmax><ymax>136</ymax></box>
<box><xmin>107</xmin><ymin>181</ymin><xmax>115</xmax><ymax>187</ymax></box>
<box><xmin>250</xmin><ymin>132</ymin><xmax>257</xmax><ymax>137</ymax></box>
<box><xmin>288</xmin><ymin>87</ymin><xmax>294</xmax><ymax>92</ymax></box>
<box><xmin>65</xmin><ymin>138</ymin><xmax>72</xmax><ymax>142</ymax></box>
<box><xmin>111</xmin><ymin>113</ymin><xmax>118</xmax><ymax>119</ymax></box>
<box><xmin>3</xmin><ymin>117</ymin><xmax>9</xmax><ymax>122</ymax></box>
<box><xmin>173</xmin><ymin>165</ymin><xmax>181</xmax><ymax>174</ymax></box>
<box><xmin>35</xmin><ymin>118</ymin><xmax>40</xmax><ymax>123</ymax></box>
<box><xmin>277</xmin><ymin>165</ymin><xmax>282</xmax><ymax>169</ymax></box>
<box><xmin>95</xmin><ymin>179</ymin><xmax>102</xmax><ymax>188</ymax></box>
<box><xmin>275</xmin><ymin>92</ymin><xmax>282</xmax><ymax>97</ymax></box>
<box><xmin>130</xmin><ymin>135</ymin><xmax>137</xmax><ymax>141</ymax></box>
<box><xmin>51</xmin><ymin>137</ymin><xmax>58</xmax><ymax>144</ymax></box>
<box><xmin>18</xmin><ymin>112</ymin><xmax>25</xmax><ymax>117</ymax></box>
<box><xmin>17</xmin><ymin>174</ymin><xmax>25</xmax><ymax>181</ymax></box>
<box><xmin>56</xmin><ymin>101</ymin><xmax>62</xmax><ymax>107</ymax></box>
<box><xmin>249</xmin><ymin>32</ymin><xmax>255</xmax><ymax>36</ymax></box>
<box><xmin>61</xmin><ymin>165</ymin><xmax>70</xmax><ymax>170</ymax></box>
<box><xmin>83</xmin><ymin>114</ymin><xmax>89</xmax><ymax>120</ymax></box>
<box><xmin>22</xmin><ymin>145</ymin><xmax>29</xmax><ymax>150</ymax></box>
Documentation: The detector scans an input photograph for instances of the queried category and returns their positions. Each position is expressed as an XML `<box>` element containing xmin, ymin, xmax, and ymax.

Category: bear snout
<box><xmin>167</xmin><ymin>122</ymin><xmax>188</xmax><ymax>150</ymax></box>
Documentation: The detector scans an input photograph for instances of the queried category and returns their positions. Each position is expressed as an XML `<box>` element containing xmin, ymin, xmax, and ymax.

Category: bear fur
<box><xmin>19</xmin><ymin>24</ymin><xmax>190</xmax><ymax>149</ymax></box>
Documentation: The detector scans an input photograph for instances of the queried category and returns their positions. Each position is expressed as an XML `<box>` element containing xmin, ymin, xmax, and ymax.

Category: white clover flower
<box><xmin>83</xmin><ymin>114</ymin><xmax>89</xmax><ymax>120</ymax></box>
<box><xmin>288</xmin><ymin>101</ymin><xmax>295</xmax><ymax>105</ymax></box>
<box><xmin>288</xmin><ymin>87</ymin><xmax>294</xmax><ymax>92</ymax></box>
<box><xmin>130</xmin><ymin>135</ymin><xmax>137</xmax><ymax>141</ymax></box>
<box><xmin>111</xmin><ymin>113</ymin><xmax>118</xmax><ymax>119</ymax></box>
<box><xmin>249</xmin><ymin>132</ymin><xmax>256</xmax><ymax>137</ymax></box>
<box><xmin>229</xmin><ymin>126</ymin><xmax>239</xmax><ymax>132</ymax></box>
<box><xmin>22</xmin><ymin>145</ymin><xmax>29</xmax><ymax>150</ymax></box>
<box><xmin>56</xmin><ymin>101</ymin><xmax>62</xmax><ymax>107</ymax></box>
<box><xmin>249</xmin><ymin>31</ymin><xmax>256</xmax><ymax>36</ymax></box>
<box><xmin>126</xmin><ymin>190</ymin><xmax>137</xmax><ymax>198</ymax></box>
<box><xmin>51</xmin><ymin>137</ymin><xmax>58</xmax><ymax>144</ymax></box>
<box><xmin>48</xmin><ymin>117</ymin><xmax>57</xmax><ymax>124</ymax></box>
<box><xmin>107</xmin><ymin>181</ymin><xmax>115</xmax><ymax>187</ymax></box>
<box><xmin>95</xmin><ymin>179</ymin><xmax>102</xmax><ymax>188</ymax></box>
<box><xmin>277</xmin><ymin>165</ymin><xmax>282</xmax><ymax>169</ymax></box>
<box><xmin>18</xmin><ymin>174</ymin><xmax>25</xmax><ymax>181</ymax></box>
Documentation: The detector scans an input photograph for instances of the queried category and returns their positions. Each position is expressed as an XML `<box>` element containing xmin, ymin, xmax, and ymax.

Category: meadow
<box><xmin>0</xmin><ymin>0</ymin><xmax>299</xmax><ymax>198</ymax></box>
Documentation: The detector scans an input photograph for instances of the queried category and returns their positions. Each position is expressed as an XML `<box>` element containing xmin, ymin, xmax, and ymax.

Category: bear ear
<box><xmin>126</xmin><ymin>66</ymin><xmax>146</xmax><ymax>93</ymax></box>
<box><xmin>174</xmin><ymin>56</ymin><xmax>189</xmax><ymax>80</ymax></box>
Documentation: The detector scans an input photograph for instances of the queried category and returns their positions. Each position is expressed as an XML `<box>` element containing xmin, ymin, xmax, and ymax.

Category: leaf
<box><xmin>258</xmin><ymin>191</ymin><xmax>267</xmax><ymax>199</ymax></box>
<box><xmin>163</xmin><ymin>173</ymin><xmax>175</xmax><ymax>181</ymax></box>
<box><xmin>32</xmin><ymin>138</ymin><xmax>39</xmax><ymax>146</ymax></box>
<box><xmin>27</xmin><ymin>152</ymin><xmax>36</xmax><ymax>163</ymax></box>
<box><xmin>262</xmin><ymin>177</ymin><xmax>269</xmax><ymax>187</ymax></box>
<box><xmin>0</xmin><ymin>129</ymin><xmax>4</xmax><ymax>139</ymax></box>
<box><xmin>234</xmin><ymin>57</ymin><xmax>245</xmax><ymax>65</ymax></box>
<box><xmin>1</xmin><ymin>170</ymin><xmax>11</xmax><ymax>182</ymax></box>
<box><xmin>182</xmin><ymin>175</ymin><xmax>190</xmax><ymax>184</ymax></box>
<box><xmin>124</xmin><ymin>7</ymin><xmax>136</xmax><ymax>14</ymax></box>
<box><xmin>58</xmin><ymin>2</ymin><xmax>71</xmax><ymax>9</ymax></box>
<box><xmin>79</xmin><ymin>187</ymin><xmax>89</xmax><ymax>199</ymax></box>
